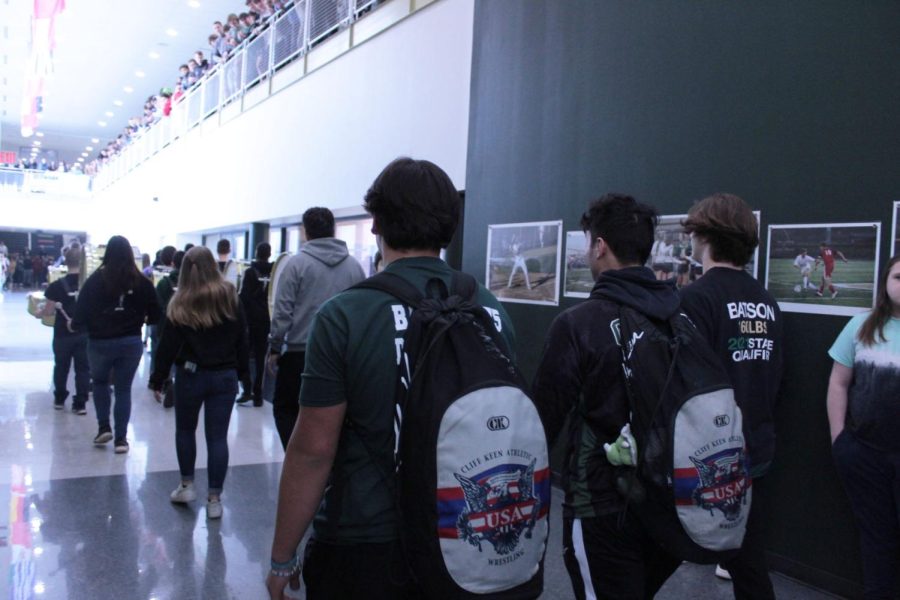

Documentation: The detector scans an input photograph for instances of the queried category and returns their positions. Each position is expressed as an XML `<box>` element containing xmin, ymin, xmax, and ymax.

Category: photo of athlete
<box><xmin>487</xmin><ymin>220</ymin><xmax>562</xmax><ymax>305</ymax></box>
<box><xmin>765</xmin><ymin>223</ymin><xmax>880</xmax><ymax>316</ymax></box>
<box><xmin>816</xmin><ymin>242</ymin><xmax>849</xmax><ymax>299</ymax></box>
<box><xmin>792</xmin><ymin>249</ymin><xmax>819</xmax><ymax>294</ymax></box>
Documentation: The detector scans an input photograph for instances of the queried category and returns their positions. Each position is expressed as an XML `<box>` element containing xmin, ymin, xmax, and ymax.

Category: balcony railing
<box><xmin>0</xmin><ymin>167</ymin><xmax>92</xmax><ymax>197</ymax></box>
<box><xmin>93</xmin><ymin>0</ymin><xmax>389</xmax><ymax>191</ymax></box>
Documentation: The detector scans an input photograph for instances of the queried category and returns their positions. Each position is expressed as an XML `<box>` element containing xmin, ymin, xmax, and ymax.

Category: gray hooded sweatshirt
<box><xmin>269</xmin><ymin>237</ymin><xmax>366</xmax><ymax>353</ymax></box>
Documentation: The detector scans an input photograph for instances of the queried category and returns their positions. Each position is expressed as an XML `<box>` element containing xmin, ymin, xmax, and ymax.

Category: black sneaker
<box><xmin>72</xmin><ymin>405</ymin><xmax>87</xmax><ymax>415</ymax></box>
<box><xmin>93</xmin><ymin>427</ymin><xmax>113</xmax><ymax>445</ymax></box>
<box><xmin>114</xmin><ymin>439</ymin><xmax>129</xmax><ymax>454</ymax></box>
<box><xmin>236</xmin><ymin>394</ymin><xmax>253</xmax><ymax>405</ymax></box>
<box><xmin>54</xmin><ymin>401</ymin><xmax>65</xmax><ymax>411</ymax></box>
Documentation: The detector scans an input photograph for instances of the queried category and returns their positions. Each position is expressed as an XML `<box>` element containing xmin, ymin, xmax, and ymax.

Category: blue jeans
<box><xmin>174</xmin><ymin>367</ymin><xmax>237</xmax><ymax>494</ymax></box>
<box><xmin>88</xmin><ymin>336</ymin><xmax>143</xmax><ymax>441</ymax></box>
<box><xmin>53</xmin><ymin>333</ymin><xmax>90</xmax><ymax>406</ymax></box>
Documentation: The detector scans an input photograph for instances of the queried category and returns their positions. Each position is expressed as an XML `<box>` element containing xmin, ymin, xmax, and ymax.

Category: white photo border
<box><xmin>891</xmin><ymin>201</ymin><xmax>900</xmax><ymax>259</ymax></box>
<box><xmin>765</xmin><ymin>222</ymin><xmax>881</xmax><ymax>317</ymax></box>
<box><xmin>563</xmin><ymin>230</ymin><xmax>591</xmax><ymax>299</ymax></box>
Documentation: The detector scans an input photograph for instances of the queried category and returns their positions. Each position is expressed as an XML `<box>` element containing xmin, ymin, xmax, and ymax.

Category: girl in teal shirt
<box><xmin>827</xmin><ymin>255</ymin><xmax>900</xmax><ymax>599</ymax></box>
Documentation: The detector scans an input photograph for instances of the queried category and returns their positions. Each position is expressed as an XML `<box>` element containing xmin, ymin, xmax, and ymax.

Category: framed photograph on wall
<box><xmin>486</xmin><ymin>221</ymin><xmax>562</xmax><ymax>306</ymax></box>
<box><xmin>564</xmin><ymin>231</ymin><xmax>592</xmax><ymax>299</ymax></box>
<box><xmin>892</xmin><ymin>201</ymin><xmax>900</xmax><ymax>258</ymax></box>
<box><xmin>647</xmin><ymin>212</ymin><xmax>761</xmax><ymax>289</ymax></box>
<box><xmin>765</xmin><ymin>222</ymin><xmax>881</xmax><ymax>316</ymax></box>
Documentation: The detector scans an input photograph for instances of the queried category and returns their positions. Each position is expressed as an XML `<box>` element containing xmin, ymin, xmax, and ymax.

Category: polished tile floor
<box><xmin>0</xmin><ymin>290</ymin><xmax>835</xmax><ymax>599</ymax></box>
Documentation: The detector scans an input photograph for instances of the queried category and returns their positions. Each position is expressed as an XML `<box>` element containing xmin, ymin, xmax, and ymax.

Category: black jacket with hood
<box><xmin>533</xmin><ymin>267</ymin><xmax>680</xmax><ymax>519</ymax></box>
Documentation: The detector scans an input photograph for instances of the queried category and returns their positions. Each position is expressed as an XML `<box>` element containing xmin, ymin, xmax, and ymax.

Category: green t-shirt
<box><xmin>828</xmin><ymin>313</ymin><xmax>900</xmax><ymax>450</ymax></box>
<box><xmin>300</xmin><ymin>256</ymin><xmax>516</xmax><ymax>544</ymax></box>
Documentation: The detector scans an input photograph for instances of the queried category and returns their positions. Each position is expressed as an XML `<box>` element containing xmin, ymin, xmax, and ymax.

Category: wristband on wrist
<box><xmin>270</xmin><ymin>554</ymin><xmax>300</xmax><ymax>578</ymax></box>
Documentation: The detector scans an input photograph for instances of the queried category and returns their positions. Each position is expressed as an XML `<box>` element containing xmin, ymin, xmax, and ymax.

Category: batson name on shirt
<box><xmin>725</xmin><ymin>301</ymin><xmax>777</xmax><ymax>363</ymax></box>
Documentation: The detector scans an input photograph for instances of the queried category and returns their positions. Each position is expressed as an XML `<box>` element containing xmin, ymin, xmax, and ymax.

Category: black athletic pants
<box><xmin>833</xmin><ymin>428</ymin><xmax>900</xmax><ymax>599</ymax></box>
<box><xmin>721</xmin><ymin>475</ymin><xmax>775</xmax><ymax>600</ymax></box>
<box><xmin>562</xmin><ymin>512</ymin><xmax>681</xmax><ymax>600</ymax></box>
<box><xmin>272</xmin><ymin>350</ymin><xmax>304</xmax><ymax>450</ymax></box>
<box><xmin>247</xmin><ymin>319</ymin><xmax>270</xmax><ymax>401</ymax></box>
<box><xmin>302</xmin><ymin>538</ymin><xmax>412</xmax><ymax>599</ymax></box>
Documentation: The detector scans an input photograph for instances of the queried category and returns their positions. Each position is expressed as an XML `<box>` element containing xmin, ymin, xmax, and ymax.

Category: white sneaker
<box><xmin>831</xmin><ymin>290</ymin><xmax>838</xmax><ymax>299</ymax></box>
<box><xmin>715</xmin><ymin>564</ymin><xmax>732</xmax><ymax>580</ymax></box>
<box><xmin>207</xmin><ymin>499</ymin><xmax>223</xmax><ymax>519</ymax></box>
<box><xmin>170</xmin><ymin>483</ymin><xmax>197</xmax><ymax>504</ymax></box>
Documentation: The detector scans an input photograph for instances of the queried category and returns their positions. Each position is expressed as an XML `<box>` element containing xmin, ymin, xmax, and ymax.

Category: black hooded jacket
<box><xmin>533</xmin><ymin>266</ymin><xmax>680</xmax><ymax>519</ymax></box>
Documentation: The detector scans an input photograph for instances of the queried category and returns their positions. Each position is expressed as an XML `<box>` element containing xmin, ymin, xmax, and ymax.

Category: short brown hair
<box><xmin>682</xmin><ymin>193</ymin><xmax>758</xmax><ymax>267</ymax></box>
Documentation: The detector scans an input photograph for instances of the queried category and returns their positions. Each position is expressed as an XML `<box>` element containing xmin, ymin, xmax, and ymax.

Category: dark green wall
<box><xmin>462</xmin><ymin>2</ymin><xmax>900</xmax><ymax>596</ymax></box>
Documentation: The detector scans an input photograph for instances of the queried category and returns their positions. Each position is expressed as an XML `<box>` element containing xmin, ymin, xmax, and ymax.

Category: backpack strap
<box><xmin>450</xmin><ymin>270</ymin><xmax>478</xmax><ymax>302</ymax></box>
<box><xmin>351</xmin><ymin>271</ymin><xmax>425</xmax><ymax>308</ymax></box>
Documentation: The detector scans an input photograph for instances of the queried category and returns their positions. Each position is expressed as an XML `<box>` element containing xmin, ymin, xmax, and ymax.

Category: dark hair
<box><xmin>580</xmin><ymin>193</ymin><xmax>658</xmax><ymax>265</ymax></box>
<box><xmin>216</xmin><ymin>239</ymin><xmax>231</xmax><ymax>255</ymax></box>
<box><xmin>160</xmin><ymin>245</ymin><xmax>177</xmax><ymax>266</ymax></box>
<box><xmin>302</xmin><ymin>207</ymin><xmax>335</xmax><ymax>240</ymax></box>
<box><xmin>173</xmin><ymin>250</ymin><xmax>186</xmax><ymax>269</ymax></box>
<box><xmin>363</xmin><ymin>158</ymin><xmax>459</xmax><ymax>251</ymax></box>
<box><xmin>179</xmin><ymin>64</ymin><xmax>189</xmax><ymax>71</ymax></box>
<box><xmin>858</xmin><ymin>255</ymin><xmax>900</xmax><ymax>346</ymax></box>
<box><xmin>256</xmin><ymin>242</ymin><xmax>271</xmax><ymax>261</ymax></box>
<box><xmin>682</xmin><ymin>193</ymin><xmax>758</xmax><ymax>267</ymax></box>
<box><xmin>184</xmin><ymin>243</ymin><xmax>195</xmax><ymax>252</ymax></box>
<box><xmin>100</xmin><ymin>235</ymin><xmax>143</xmax><ymax>296</ymax></box>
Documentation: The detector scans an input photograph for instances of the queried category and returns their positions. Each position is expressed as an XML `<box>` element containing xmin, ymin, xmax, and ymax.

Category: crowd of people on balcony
<box><xmin>0</xmin><ymin>157</ymin><xmax>82</xmax><ymax>173</ymax></box>
<box><xmin>86</xmin><ymin>0</ymin><xmax>296</xmax><ymax>176</ymax></box>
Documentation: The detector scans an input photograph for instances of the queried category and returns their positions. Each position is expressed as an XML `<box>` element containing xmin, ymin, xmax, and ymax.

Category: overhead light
<box><xmin>105</xmin><ymin>111</ymin><xmax>114</xmax><ymax>117</ymax></box>
<box><xmin>81</xmin><ymin>152</ymin><xmax>88</xmax><ymax>157</ymax></box>
<box><xmin>35</xmin><ymin>131</ymin><xmax>44</xmax><ymax>137</ymax></box>
<box><xmin>32</xmin><ymin>140</ymin><xmax>41</xmax><ymax>146</ymax></box>
<box><xmin>113</xmin><ymin>99</ymin><xmax>123</xmax><ymax>107</ymax></box>
<box><xmin>135</xmin><ymin>70</ymin><xmax>145</xmax><ymax>78</ymax></box>
<box><xmin>77</xmin><ymin>157</ymin><xmax>84</xmax><ymax>162</ymax></box>
<box><xmin>98</xmin><ymin>121</ymin><xmax>107</xmax><ymax>127</ymax></box>
<box><xmin>188</xmin><ymin>0</ymin><xmax>201</xmax><ymax>7</ymax></box>
<box><xmin>91</xmin><ymin>137</ymin><xmax>100</xmax><ymax>143</ymax></box>
<box><xmin>85</xmin><ymin>146</ymin><xmax>94</xmax><ymax>151</ymax></box>
<box><xmin>148</xmin><ymin>51</ymin><xmax>160</xmax><ymax>59</ymax></box>
<box><xmin>166</xmin><ymin>28</ymin><xmax>178</xmax><ymax>37</ymax></box>
<box><xmin>123</xmin><ymin>86</ymin><xmax>134</xmax><ymax>93</ymax></box>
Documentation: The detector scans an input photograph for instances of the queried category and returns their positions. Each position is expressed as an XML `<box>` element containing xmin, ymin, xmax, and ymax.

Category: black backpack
<box><xmin>614</xmin><ymin>305</ymin><xmax>751</xmax><ymax>564</ymax></box>
<box><xmin>352</xmin><ymin>270</ymin><xmax>549</xmax><ymax>599</ymax></box>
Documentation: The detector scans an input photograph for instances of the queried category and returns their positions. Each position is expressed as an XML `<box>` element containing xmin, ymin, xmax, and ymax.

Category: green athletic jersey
<box><xmin>300</xmin><ymin>256</ymin><xmax>516</xmax><ymax>544</ymax></box>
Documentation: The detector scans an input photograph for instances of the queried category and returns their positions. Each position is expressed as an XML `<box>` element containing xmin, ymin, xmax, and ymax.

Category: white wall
<box><xmin>92</xmin><ymin>0</ymin><xmax>475</xmax><ymax>253</ymax></box>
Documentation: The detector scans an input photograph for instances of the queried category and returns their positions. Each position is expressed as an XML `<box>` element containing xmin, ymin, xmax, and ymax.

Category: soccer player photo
<box><xmin>486</xmin><ymin>221</ymin><xmax>562</xmax><ymax>305</ymax></box>
<box><xmin>765</xmin><ymin>223</ymin><xmax>881</xmax><ymax>316</ymax></box>
<box><xmin>563</xmin><ymin>231</ymin><xmax>593</xmax><ymax>299</ymax></box>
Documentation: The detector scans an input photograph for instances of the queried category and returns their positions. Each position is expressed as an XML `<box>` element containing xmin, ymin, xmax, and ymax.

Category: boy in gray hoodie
<box><xmin>268</xmin><ymin>207</ymin><xmax>366</xmax><ymax>448</ymax></box>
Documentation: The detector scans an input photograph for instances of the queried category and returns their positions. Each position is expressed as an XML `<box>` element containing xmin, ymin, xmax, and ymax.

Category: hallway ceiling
<box><xmin>0</xmin><ymin>0</ymin><xmax>230</xmax><ymax>163</ymax></box>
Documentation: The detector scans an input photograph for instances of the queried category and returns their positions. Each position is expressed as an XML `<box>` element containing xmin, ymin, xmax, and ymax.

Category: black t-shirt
<box><xmin>44</xmin><ymin>274</ymin><xmax>81</xmax><ymax>337</ymax></box>
<box><xmin>238</xmin><ymin>260</ymin><xmax>272</xmax><ymax>325</ymax></box>
<box><xmin>679</xmin><ymin>267</ymin><xmax>784</xmax><ymax>476</ymax></box>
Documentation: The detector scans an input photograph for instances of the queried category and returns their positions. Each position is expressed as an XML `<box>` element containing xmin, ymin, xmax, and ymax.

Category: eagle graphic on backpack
<box><xmin>352</xmin><ymin>271</ymin><xmax>549</xmax><ymax>599</ymax></box>
<box><xmin>612</xmin><ymin>305</ymin><xmax>751</xmax><ymax>564</ymax></box>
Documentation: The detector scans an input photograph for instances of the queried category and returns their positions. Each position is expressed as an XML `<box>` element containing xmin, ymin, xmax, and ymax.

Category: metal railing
<box><xmin>93</xmin><ymin>0</ymin><xmax>392</xmax><ymax>191</ymax></box>
<box><xmin>0</xmin><ymin>166</ymin><xmax>92</xmax><ymax>197</ymax></box>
